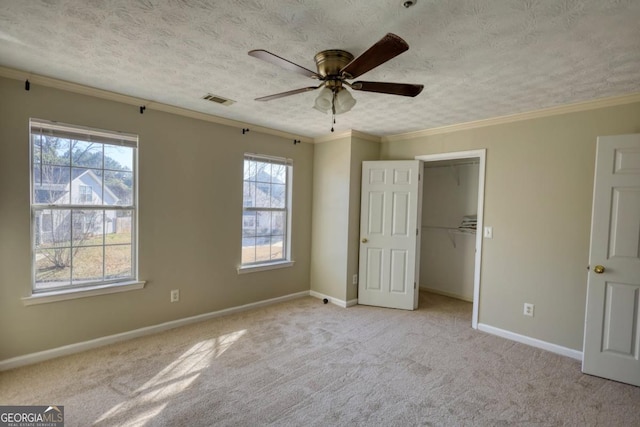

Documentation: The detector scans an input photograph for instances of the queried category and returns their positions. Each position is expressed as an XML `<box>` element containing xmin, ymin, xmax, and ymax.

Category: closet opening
<box><xmin>415</xmin><ymin>150</ymin><xmax>486</xmax><ymax>328</ymax></box>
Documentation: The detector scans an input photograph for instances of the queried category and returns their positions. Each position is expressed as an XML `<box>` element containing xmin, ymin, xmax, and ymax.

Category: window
<box><xmin>30</xmin><ymin>119</ymin><xmax>138</xmax><ymax>293</ymax></box>
<box><xmin>241</xmin><ymin>154</ymin><xmax>292</xmax><ymax>267</ymax></box>
<box><xmin>79</xmin><ymin>185</ymin><xmax>92</xmax><ymax>203</ymax></box>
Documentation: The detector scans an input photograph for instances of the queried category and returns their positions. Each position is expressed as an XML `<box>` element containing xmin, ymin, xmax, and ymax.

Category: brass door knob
<box><xmin>361</xmin><ymin>238</ymin><xmax>368</xmax><ymax>243</ymax></box>
<box><xmin>593</xmin><ymin>265</ymin><xmax>605</xmax><ymax>274</ymax></box>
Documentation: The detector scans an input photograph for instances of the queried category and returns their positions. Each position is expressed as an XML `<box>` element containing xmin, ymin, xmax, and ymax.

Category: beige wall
<box><xmin>310</xmin><ymin>137</ymin><xmax>351</xmax><ymax>301</ymax></box>
<box><xmin>0</xmin><ymin>77</ymin><xmax>314</xmax><ymax>360</ymax></box>
<box><xmin>310</xmin><ymin>135</ymin><xmax>379</xmax><ymax>303</ymax></box>
<box><xmin>381</xmin><ymin>102</ymin><xmax>640</xmax><ymax>351</ymax></box>
<box><xmin>346</xmin><ymin>137</ymin><xmax>380</xmax><ymax>301</ymax></box>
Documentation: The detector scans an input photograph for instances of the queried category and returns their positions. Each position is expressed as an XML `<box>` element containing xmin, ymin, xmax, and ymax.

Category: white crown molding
<box><xmin>0</xmin><ymin>66</ymin><xmax>313</xmax><ymax>144</ymax></box>
<box><xmin>0</xmin><ymin>290</ymin><xmax>310</xmax><ymax>371</ymax></box>
<box><xmin>382</xmin><ymin>92</ymin><xmax>640</xmax><ymax>143</ymax></box>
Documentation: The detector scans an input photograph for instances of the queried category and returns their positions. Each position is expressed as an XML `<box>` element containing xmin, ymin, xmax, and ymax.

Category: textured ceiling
<box><xmin>1</xmin><ymin>0</ymin><xmax>639</xmax><ymax>139</ymax></box>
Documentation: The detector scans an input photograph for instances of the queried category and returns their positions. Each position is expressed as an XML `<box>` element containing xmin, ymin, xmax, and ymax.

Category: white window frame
<box><xmin>238</xmin><ymin>153</ymin><xmax>293</xmax><ymax>274</ymax></box>
<box><xmin>26</xmin><ymin>119</ymin><xmax>144</xmax><ymax>304</ymax></box>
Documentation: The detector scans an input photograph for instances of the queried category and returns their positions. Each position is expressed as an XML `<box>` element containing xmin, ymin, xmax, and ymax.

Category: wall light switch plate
<box><xmin>484</xmin><ymin>226</ymin><xmax>493</xmax><ymax>239</ymax></box>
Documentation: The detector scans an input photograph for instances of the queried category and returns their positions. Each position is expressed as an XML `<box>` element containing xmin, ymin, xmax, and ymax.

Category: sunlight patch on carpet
<box><xmin>94</xmin><ymin>329</ymin><xmax>246</xmax><ymax>424</ymax></box>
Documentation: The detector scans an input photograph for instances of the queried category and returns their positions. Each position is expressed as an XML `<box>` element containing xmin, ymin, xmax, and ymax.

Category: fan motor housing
<box><xmin>314</xmin><ymin>50</ymin><xmax>354</xmax><ymax>78</ymax></box>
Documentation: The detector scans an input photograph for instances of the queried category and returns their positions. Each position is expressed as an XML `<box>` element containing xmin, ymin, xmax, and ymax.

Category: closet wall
<box><xmin>420</xmin><ymin>161</ymin><xmax>479</xmax><ymax>301</ymax></box>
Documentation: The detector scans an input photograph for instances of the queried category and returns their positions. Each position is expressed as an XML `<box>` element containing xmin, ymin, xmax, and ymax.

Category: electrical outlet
<box><xmin>524</xmin><ymin>303</ymin><xmax>534</xmax><ymax>317</ymax></box>
<box><xmin>352</xmin><ymin>274</ymin><xmax>358</xmax><ymax>285</ymax></box>
<box><xmin>170</xmin><ymin>289</ymin><xmax>180</xmax><ymax>303</ymax></box>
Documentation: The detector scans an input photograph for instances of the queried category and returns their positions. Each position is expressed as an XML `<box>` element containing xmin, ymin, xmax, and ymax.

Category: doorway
<box><xmin>416</xmin><ymin>150</ymin><xmax>486</xmax><ymax>328</ymax></box>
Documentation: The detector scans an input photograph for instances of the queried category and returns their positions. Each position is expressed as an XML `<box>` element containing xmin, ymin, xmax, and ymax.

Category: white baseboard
<box><xmin>478</xmin><ymin>323</ymin><xmax>583</xmax><ymax>361</ymax></box>
<box><xmin>309</xmin><ymin>290</ymin><xmax>354</xmax><ymax>308</ymax></box>
<box><xmin>0</xmin><ymin>290</ymin><xmax>310</xmax><ymax>371</ymax></box>
<box><xmin>419</xmin><ymin>286</ymin><xmax>473</xmax><ymax>303</ymax></box>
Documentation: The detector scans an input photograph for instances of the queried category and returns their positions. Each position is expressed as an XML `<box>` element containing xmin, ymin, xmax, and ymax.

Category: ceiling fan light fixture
<box><xmin>313</xmin><ymin>87</ymin><xmax>333</xmax><ymax>113</ymax></box>
<box><xmin>334</xmin><ymin>88</ymin><xmax>356</xmax><ymax>115</ymax></box>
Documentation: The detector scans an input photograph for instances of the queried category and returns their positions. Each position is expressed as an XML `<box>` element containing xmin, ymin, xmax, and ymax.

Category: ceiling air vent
<box><xmin>202</xmin><ymin>93</ymin><xmax>235</xmax><ymax>106</ymax></box>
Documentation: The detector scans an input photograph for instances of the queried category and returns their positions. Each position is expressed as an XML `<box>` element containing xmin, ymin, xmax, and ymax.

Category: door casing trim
<box><xmin>415</xmin><ymin>149</ymin><xmax>486</xmax><ymax>329</ymax></box>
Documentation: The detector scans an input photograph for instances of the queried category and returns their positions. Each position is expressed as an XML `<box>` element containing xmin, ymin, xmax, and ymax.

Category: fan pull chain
<box><xmin>331</xmin><ymin>90</ymin><xmax>336</xmax><ymax>132</ymax></box>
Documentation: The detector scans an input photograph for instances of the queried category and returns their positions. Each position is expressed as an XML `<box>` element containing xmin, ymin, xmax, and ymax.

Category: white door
<box><xmin>358</xmin><ymin>160</ymin><xmax>422</xmax><ymax>310</ymax></box>
<box><xmin>583</xmin><ymin>134</ymin><xmax>640</xmax><ymax>387</ymax></box>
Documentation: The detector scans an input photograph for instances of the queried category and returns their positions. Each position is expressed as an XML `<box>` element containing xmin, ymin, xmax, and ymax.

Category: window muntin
<box><xmin>241</xmin><ymin>154</ymin><xmax>292</xmax><ymax>266</ymax></box>
<box><xmin>30</xmin><ymin>119</ymin><xmax>138</xmax><ymax>293</ymax></box>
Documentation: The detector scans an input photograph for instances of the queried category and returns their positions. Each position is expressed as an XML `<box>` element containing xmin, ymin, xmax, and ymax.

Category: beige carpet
<box><xmin>1</xmin><ymin>292</ymin><xmax>639</xmax><ymax>426</ymax></box>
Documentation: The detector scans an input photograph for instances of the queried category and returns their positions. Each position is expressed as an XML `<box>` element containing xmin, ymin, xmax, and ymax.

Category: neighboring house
<box><xmin>34</xmin><ymin>168</ymin><xmax>120</xmax><ymax>245</ymax></box>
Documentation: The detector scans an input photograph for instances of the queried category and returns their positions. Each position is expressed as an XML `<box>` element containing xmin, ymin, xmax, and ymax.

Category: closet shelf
<box><xmin>422</xmin><ymin>225</ymin><xmax>476</xmax><ymax>248</ymax></box>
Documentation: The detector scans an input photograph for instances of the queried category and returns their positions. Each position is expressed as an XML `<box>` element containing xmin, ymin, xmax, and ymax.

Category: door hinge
<box><xmin>416</xmin><ymin>228</ymin><xmax>419</xmax><ymax>236</ymax></box>
<box><xmin>414</xmin><ymin>282</ymin><xmax>416</xmax><ymax>289</ymax></box>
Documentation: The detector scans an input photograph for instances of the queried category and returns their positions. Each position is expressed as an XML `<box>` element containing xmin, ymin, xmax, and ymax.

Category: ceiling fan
<box><xmin>248</xmin><ymin>33</ymin><xmax>424</xmax><ymax>123</ymax></box>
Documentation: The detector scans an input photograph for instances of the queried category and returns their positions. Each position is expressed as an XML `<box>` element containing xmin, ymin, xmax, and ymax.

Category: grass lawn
<box><xmin>241</xmin><ymin>242</ymin><xmax>283</xmax><ymax>264</ymax></box>
<box><xmin>36</xmin><ymin>231</ymin><xmax>132</xmax><ymax>286</ymax></box>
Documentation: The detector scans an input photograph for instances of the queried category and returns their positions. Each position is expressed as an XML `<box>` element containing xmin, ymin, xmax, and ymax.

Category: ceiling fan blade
<box><xmin>351</xmin><ymin>81</ymin><xmax>424</xmax><ymax>97</ymax></box>
<box><xmin>249</xmin><ymin>49</ymin><xmax>320</xmax><ymax>79</ymax></box>
<box><xmin>340</xmin><ymin>33</ymin><xmax>409</xmax><ymax>79</ymax></box>
<box><xmin>255</xmin><ymin>86</ymin><xmax>321</xmax><ymax>101</ymax></box>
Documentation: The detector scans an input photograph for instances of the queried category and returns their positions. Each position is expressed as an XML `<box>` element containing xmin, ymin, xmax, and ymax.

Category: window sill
<box><xmin>237</xmin><ymin>260</ymin><xmax>294</xmax><ymax>275</ymax></box>
<box><xmin>22</xmin><ymin>281</ymin><xmax>146</xmax><ymax>306</ymax></box>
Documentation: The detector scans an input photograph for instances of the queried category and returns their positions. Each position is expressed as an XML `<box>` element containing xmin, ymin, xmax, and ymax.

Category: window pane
<box><xmin>71</xmin><ymin>140</ymin><xmax>103</xmax><ymax>168</ymax></box>
<box><xmin>72</xmin><ymin>210</ymin><xmax>104</xmax><ymax>246</ymax></box>
<box><xmin>271</xmin><ymin>211</ymin><xmax>285</xmax><ymax>236</ymax></box>
<box><xmin>254</xmin><ymin>236</ymin><xmax>271</xmax><ymax>263</ymax></box>
<box><xmin>35</xmin><ymin>209</ymin><xmax>71</xmax><ymax>249</ymax></box>
<box><xmin>104</xmin><ymin>145</ymin><xmax>133</xmax><ymax>171</ymax></box>
<box><xmin>72</xmin><ymin>246</ymin><xmax>104</xmax><ymax>283</ymax></box>
<box><xmin>244</xmin><ymin>159</ymin><xmax>257</xmax><ymax>181</ymax></box>
<box><xmin>71</xmin><ymin>168</ymin><xmax>103</xmax><ymax>204</ymax></box>
<box><xmin>35</xmin><ymin>247</ymin><xmax>71</xmax><ymax>287</ymax></box>
<box><xmin>108</xmin><ymin>210</ymin><xmax>132</xmax><ymax>244</ymax></box>
<box><xmin>255</xmin><ymin>183</ymin><xmax>271</xmax><ymax>208</ymax></box>
<box><xmin>243</xmin><ymin>182</ymin><xmax>256</xmax><ymax>208</ymax></box>
<box><xmin>270</xmin><ymin>236</ymin><xmax>284</xmax><ymax>260</ymax></box>
<box><xmin>104</xmin><ymin>170</ymin><xmax>133</xmax><ymax>206</ymax></box>
<box><xmin>271</xmin><ymin>184</ymin><xmax>286</xmax><ymax>208</ymax></box>
<box><xmin>256</xmin><ymin>211</ymin><xmax>271</xmax><ymax>236</ymax></box>
<box><xmin>32</xmin><ymin>135</ymin><xmax>42</xmax><ymax>164</ymax></box>
<box><xmin>272</xmin><ymin>164</ymin><xmax>286</xmax><ymax>184</ymax></box>
<box><xmin>33</xmin><ymin>165</ymin><xmax>71</xmax><ymax>204</ymax></box>
<box><xmin>242</xmin><ymin>211</ymin><xmax>257</xmax><ymax>237</ymax></box>
<box><xmin>40</xmin><ymin>136</ymin><xmax>70</xmax><ymax>166</ymax></box>
<box><xmin>105</xmin><ymin>245</ymin><xmax>132</xmax><ymax>280</ymax></box>
<box><xmin>241</xmin><ymin>237</ymin><xmax>256</xmax><ymax>264</ymax></box>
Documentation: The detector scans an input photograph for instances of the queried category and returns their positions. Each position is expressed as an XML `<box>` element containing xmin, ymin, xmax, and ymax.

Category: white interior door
<box><xmin>358</xmin><ymin>160</ymin><xmax>422</xmax><ymax>310</ymax></box>
<box><xmin>583</xmin><ymin>134</ymin><xmax>640</xmax><ymax>387</ymax></box>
